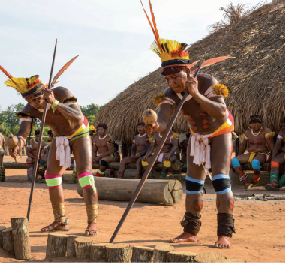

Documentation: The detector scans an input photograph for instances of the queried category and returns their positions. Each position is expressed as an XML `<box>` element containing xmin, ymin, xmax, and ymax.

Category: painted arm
<box><xmin>26</xmin><ymin>142</ymin><xmax>33</xmax><ymax>158</ymax></box>
<box><xmin>165</xmin><ymin>138</ymin><xmax>179</xmax><ymax>160</ymax></box>
<box><xmin>238</xmin><ymin>138</ymin><xmax>248</xmax><ymax>156</ymax></box>
<box><xmin>143</xmin><ymin>141</ymin><xmax>155</xmax><ymax>160</ymax></box>
<box><xmin>272</xmin><ymin>135</ymin><xmax>282</xmax><ymax>159</ymax></box>
<box><xmin>265</xmin><ymin>129</ymin><xmax>275</xmax><ymax>152</ymax></box>
<box><xmin>131</xmin><ymin>137</ymin><xmax>136</xmax><ymax>157</ymax></box>
<box><xmin>93</xmin><ymin>139</ymin><xmax>98</xmax><ymax>158</ymax></box>
<box><xmin>100</xmin><ymin>138</ymin><xmax>115</xmax><ymax>158</ymax></box>
<box><xmin>140</xmin><ymin>141</ymin><xmax>151</xmax><ymax>157</ymax></box>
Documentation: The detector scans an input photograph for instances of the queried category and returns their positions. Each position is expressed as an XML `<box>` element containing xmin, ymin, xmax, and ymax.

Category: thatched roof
<box><xmin>95</xmin><ymin>2</ymin><xmax>285</xmax><ymax>143</ymax></box>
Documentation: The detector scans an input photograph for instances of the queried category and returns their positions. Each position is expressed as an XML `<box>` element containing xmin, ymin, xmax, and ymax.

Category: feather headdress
<box><xmin>0</xmin><ymin>55</ymin><xmax>78</xmax><ymax>98</ymax></box>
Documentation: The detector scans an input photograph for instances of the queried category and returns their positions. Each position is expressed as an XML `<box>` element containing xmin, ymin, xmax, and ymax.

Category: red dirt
<box><xmin>1</xmin><ymin>157</ymin><xmax>285</xmax><ymax>262</ymax></box>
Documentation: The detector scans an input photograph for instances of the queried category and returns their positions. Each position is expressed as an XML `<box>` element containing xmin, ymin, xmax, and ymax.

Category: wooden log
<box><xmin>0</xmin><ymin>226</ymin><xmax>6</xmax><ymax>248</ymax></box>
<box><xmin>77</xmin><ymin>178</ymin><xmax>182</xmax><ymax>204</ymax></box>
<box><xmin>11</xmin><ymin>218</ymin><xmax>31</xmax><ymax>260</ymax></box>
<box><xmin>66</xmin><ymin>235</ymin><xmax>78</xmax><ymax>258</ymax></box>
<box><xmin>131</xmin><ymin>246</ymin><xmax>154</xmax><ymax>262</ymax></box>
<box><xmin>74</xmin><ymin>236</ymin><xmax>93</xmax><ymax>260</ymax></box>
<box><xmin>194</xmin><ymin>252</ymin><xmax>226</xmax><ymax>262</ymax></box>
<box><xmin>153</xmin><ymin>245</ymin><xmax>175</xmax><ymax>262</ymax></box>
<box><xmin>46</xmin><ymin>233</ymin><xmax>67</xmax><ymax>258</ymax></box>
<box><xmin>90</xmin><ymin>243</ymin><xmax>109</xmax><ymax>262</ymax></box>
<box><xmin>2</xmin><ymin>227</ymin><xmax>14</xmax><ymax>255</ymax></box>
<box><xmin>106</xmin><ymin>243</ymin><xmax>132</xmax><ymax>263</ymax></box>
<box><xmin>167</xmin><ymin>251</ymin><xmax>197</xmax><ymax>262</ymax></box>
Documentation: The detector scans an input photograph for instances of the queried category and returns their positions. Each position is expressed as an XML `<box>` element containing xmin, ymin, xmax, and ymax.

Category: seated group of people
<box><xmin>231</xmin><ymin>115</ymin><xmax>285</xmax><ymax>190</ymax></box>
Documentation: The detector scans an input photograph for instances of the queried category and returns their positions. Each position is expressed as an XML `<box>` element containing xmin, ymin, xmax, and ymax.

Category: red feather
<box><xmin>52</xmin><ymin>55</ymin><xmax>79</xmax><ymax>85</ymax></box>
<box><xmin>140</xmin><ymin>1</ymin><xmax>156</xmax><ymax>36</ymax></box>
<box><xmin>0</xmin><ymin>65</ymin><xmax>18</xmax><ymax>86</ymax></box>
<box><xmin>148</xmin><ymin>0</ymin><xmax>162</xmax><ymax>52</ymax></box>
<box><xmin>201</xmin><ymin>56</ymin><xmax>232</xmax><ymax>68</ymax></box>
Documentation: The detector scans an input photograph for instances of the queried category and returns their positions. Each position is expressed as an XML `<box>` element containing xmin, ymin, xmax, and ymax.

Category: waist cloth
<box><xmin>56</xmin><ymin>115</ymin><xmax>89</xmax><ymax>167</ymax></box>
<box><xmin>248</xmin><ymin>151</ymin><xmax>270</xmax><ymax>163</ymax></box>
<box><xmin>190</xmin><ymin>114</ymin><xmax>234</xmax><ymax>170</ymax></box>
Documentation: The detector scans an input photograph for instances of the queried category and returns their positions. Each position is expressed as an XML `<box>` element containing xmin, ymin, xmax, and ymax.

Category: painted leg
<box><xmin>265</xmin><ymin>154</ymin><xmax>284</xmax><ymax>190</ymax></box>
<box><xmin>135</xmin><ymin>157</ymin><xmax>143</xmax><ymax>179</ymax></box>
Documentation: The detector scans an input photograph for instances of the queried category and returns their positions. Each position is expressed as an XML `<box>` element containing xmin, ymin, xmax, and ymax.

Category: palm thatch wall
<box><xmin>95</xmin><ymin>2</ymin><xmax>285</xmax><ymax>144</ymax></box>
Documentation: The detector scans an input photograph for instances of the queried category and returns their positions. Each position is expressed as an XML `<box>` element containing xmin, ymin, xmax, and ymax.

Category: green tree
<box><xmin>80</xmin><ymin>103</ymin><xmax>102</xmax><ymax>124</ymax></box>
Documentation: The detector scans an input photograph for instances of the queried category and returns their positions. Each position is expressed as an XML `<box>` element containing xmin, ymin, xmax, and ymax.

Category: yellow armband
<box><xmin>173</xmin><ymin>133</ymin><xmax>179</xmax><ymax>139</ymax></box>
<box><xmin>265</xmin><ymin>132</ymin><xmax>275</xmax><ymax>139</ymax></box>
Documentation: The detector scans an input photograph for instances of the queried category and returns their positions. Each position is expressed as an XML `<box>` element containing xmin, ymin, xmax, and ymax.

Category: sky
<box><xmin>0</xmin><ymin>0</ymin><xmax>264</xmax><ymax>110</ymax></box>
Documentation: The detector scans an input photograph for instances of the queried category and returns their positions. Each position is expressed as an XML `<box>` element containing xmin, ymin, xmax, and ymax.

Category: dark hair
<box><xmin>137</xmin><ymin>121</ymin><xmax>145</xmax><ymax>127</ymax></box>
<box><xmin>186</xmin><ymin>133</ymin><xmax>190</xmax><ymax>138</ymax></box>
<box><xmin>98</xmin><ymin>123</ymin><xmax>107</xmax><ymax>130</ymax></box>
<box><xmin>161</xmin><ymin>66</ymin><xmax>186</xmax><ymax>76</ymax></box>
<box><xmin>35</xmin><ymin>129</ymin><xmax>40</xmax><ymax>135</ymax></box>
<box><xmin>47</xmin><ymin>130</ymin><xmax>53</xmax><ymax>136</ymax></box>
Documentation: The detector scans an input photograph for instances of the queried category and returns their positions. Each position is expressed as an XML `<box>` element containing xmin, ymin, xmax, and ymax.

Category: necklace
<box><xmin>251</xmin><ymin>129</ymin><xmax>261</xmax><ymax>136</ymax></box>
<box><xmin>138</xmin><ymin>133</ymin><xmax>146</xmax><ymax>137</ymax></box>
<box><xmin>158</xmin><ymin>133</ymin><xmax>163</xmax><ymax>138</ymax></box>
<box><xmin>99</xmin><ymin>134</ymin><xmax>108</xmax><ymax>140</ymax></box>
<box><xmin>177</xmin><ymin>93</ymin><xmax>192</xmax><ymax>101</ymax></box>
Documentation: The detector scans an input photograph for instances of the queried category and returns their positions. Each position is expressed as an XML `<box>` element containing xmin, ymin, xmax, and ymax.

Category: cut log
<box><xmin>153</xmin><ymin>245</ymin><xmax>175</xmax><ymax>262</ymax></box>
<box><xmin>77</xmin><ymin>178</ymin><xmax>182</xmax><ymax>205</ymax></box>
<box><xmin>74</xmin><ymin>237</ymin><xmax>93</xmax><ymax>260</ymax></box>
<box><xmin>0</xmin><ymin>226</ymin><xmax>6</xmax><ymax>248</ymax></box>
<box><xmin>131</xmin><ymin>246</ymin><xmax>155</xmax><ymax>262</ymax></box>
<box><xmin>106</xmin><ymin>243</ymin><xmax>132</xmax><ymax>263</ymax></box>
<box><xmin>66</xmin><ymin>235</ymin><xmax>78</xmax><ymax>258</ymax></box>
<box><xmin>167</xmin><ymin>251</ymin><xmax>197</xmax><ymax>262</ymax></box>
<box><xmin>46</xmin><ymin>233</ymin><xmax>68</xmax><ymax>258</ymax></box>
<box><xmin>194</xmin><ymin>252</ymin><xmax>227</xmax><ymax>262</ymax></box>
<box><xmin>11</xmin><ymin>218</ymin><xmax>31</xmax><ymax>260</ymax></box>
<box><xmin>2</xmin><ymin>227</ymin><xmax>14</xmax><ymax>255</ymax></box>
<box><xmin>90</xmin><ymin>243</ymin><xmax>109</xmax><ymax>262</ymax></box>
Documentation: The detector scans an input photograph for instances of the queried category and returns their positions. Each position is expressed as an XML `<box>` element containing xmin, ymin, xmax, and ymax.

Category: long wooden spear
<box><xmin>26</xmin><ymin>39</ymin><xmax>57</xmax><ymax>220</ymax></box>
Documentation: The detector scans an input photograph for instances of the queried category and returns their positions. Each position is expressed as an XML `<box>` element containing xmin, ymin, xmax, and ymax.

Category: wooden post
<box><xmin>90</xmin><ymin>243</ymin><xmax>109</xmax><ymax>262</ymax></box>
<box><xmin>122</xmin><ymin>143</ymin><xmax>129</xmax><ymax>159</ymax></box>
<box><xmin>11</xmin><ymin>218</ymin><xmax>31</xmax><ymax>260</ymax></box>
<box><xmin>46</xmin><ymin>233</ymin><xmax>68</xmax><ymax>258</ymax></box>
<box><xmin>2</xmin><ymin>227</ymin><xmax>14</xmax><ymax>255</ymax></box>
<box><xmin>66</xmin><ymin>235</ymin><xmax>78</xmax><ymax>258</ymax></box>
<box><xmin>106</xmin><ymin>243</ymin><xmax>132</xmax><ymax>263</ymax></box>
<box><xmin>194</xmin><ymin>252</ymin><xmax>226</xmax><ymax>262</ymax></box>
<box><xmin>131</xmin><ymin>246</ymin><xmax>154</xmax><ymax>262</ymax></box>
<box><xmin>153</xmin><ymin>245</ymin><xmax>175</xmax><ymax>262</ymax></box>
<box><xmin>74</xmin><ymin>237</ymin><xmax>93</xmax><ymax>260</ymax></box>
<box><xmin>0</xmin><ymin>226</ymin><xmax>6</xmax><ymax>248</ymax></box>
<box><xmin>167</xmin><ymin>251</ymin><xmax>197</xmax><ymax>262</ymax></box>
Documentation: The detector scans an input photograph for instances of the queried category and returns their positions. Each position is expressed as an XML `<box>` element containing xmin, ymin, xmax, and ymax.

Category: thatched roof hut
<box><xmin>95</xmin><ymin>1</ymin><xmax>285</xmax><ymax>144</ymax></box>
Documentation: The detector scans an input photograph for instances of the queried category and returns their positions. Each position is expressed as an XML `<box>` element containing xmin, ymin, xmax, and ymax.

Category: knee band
<box><xmin>271</xmin><ymin>161</ymin><xmax>279</xmax><ymax>168</ymax></box>
<box><xmin>231</xmin><ymin>158</ymin><xmax>240</xmax><ymax>168</ymax></box>
<box><xmin>100</xmin><ymin>160</ymin><xmax>108</xmax><ymax>167</ymax></box>
<box><xmin>45</xmin><ymin>174</ymin><xmax>62</xmax><ymax>189</ymax></box>
<box><xmin>185</xmin><ymin>175</ymin><xmax>205</xmax><ymax>194</ymax></box>
<box><xmin>269</xmin><ymin>172</ymin><xmax>278</xmax><ymax>183</ymax></box>
<box><xmin>212</xmin><ymin>174</ymin><xmax>231</xmax><ymax>194</ymax></box>
<box><xmin>78</xmin><ymin>172</ymin><xmax>95</xmax><ymax>191</ymax></box>
<box><xmin>251</xmin><ymin>159</ymin><xmax>261</xmax><ymax>170</ymax></box>
<box><xmin>40</xmin><ymin>160</ymin><xmax>45</xmax><ymax>166</ymax></box>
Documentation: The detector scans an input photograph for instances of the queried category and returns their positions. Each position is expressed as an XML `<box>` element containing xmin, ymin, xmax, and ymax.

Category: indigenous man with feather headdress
<box><xmin>140</xmin><ymin>0</ymin><xmax>235</xmax><ymax>248</ymax></box>
<box><xmin>0</xmin><ymin>58</ymin><xmax>98</xmax><ymax>236</ymax></box>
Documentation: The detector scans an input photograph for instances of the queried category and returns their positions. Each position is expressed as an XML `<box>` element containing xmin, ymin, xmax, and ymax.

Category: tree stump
<box><xmin>11</xmin><ymin>218</ymin><xmax>31</xmax><ymax>260</ymax></box>
<box><xmin>90</xmin><ymin>243</ymin><xmax>109</xmax><ymax>262</ymax></box>
<box><xmin>153</xmin><ymin>245</ymin><xmax>175</xmax><ymax>262</ymax></box>
<box><xmin>194</xmin><ymin>252</ymin><xmax>227</xmax><ymax>262</ymax></box>
<box><xmin>167</xmin><ymin>251</ymin><xmax>197</xmax><ymax>262</ymax></box>
<box><xmin>2</xmin><ymin>227</ymin><xmax>14</xmax><ymax>255</ymax></box>
<box><xmin>0</xmin><ymin>226</ymin><xmax>6</xmax><ymax>248</ymax></box>
<box><xmin>106</xmin><ymin>243</ymin><xmax>132</xmax><ymax>262</ymax></box>
<box><xmin>46</xmin><ymin>233</ymin><xmax>68</xmax><ymax>258</ymax></box>
<box><xmin>66</xmin><ymin>235</ymin><xmax>78</xmax><ymax>257</ymax></box>
<box><xmin>74</xmin><ymin>236</ymin><xmax>93</xmax><ymax>260</ymax></box>
<box><xmin>131</xmin><ymin>246</ymin><xmax>155</xmax><ymax>262</ymax></box>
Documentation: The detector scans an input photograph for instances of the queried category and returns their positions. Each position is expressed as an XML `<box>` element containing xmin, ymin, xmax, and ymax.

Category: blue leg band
<box><xmin>212</xmin><ymin>174</ymin><xmax>232</xmax><ymax>194</ymax></box>
<box><xmin>231</xmin><ymin>157</ymin><xmax>240</xmax><ymax>168</ymax></box>
<box><xmin>251</xmin><ymin>159</ymin><xmax>261</xmax><ymax>171</ymax></box>
<box><xmin>185</xmin><ymin>175</ymin><xmax>205</xmax><ymax>195</ymax></box>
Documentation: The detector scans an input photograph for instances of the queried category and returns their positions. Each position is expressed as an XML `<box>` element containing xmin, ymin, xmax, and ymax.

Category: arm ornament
<box><xmin>108</xmin><ymin>139</ymin><xmax>114</xmax><ymax>144</ymax></box>
<box><xmin>211</xmin><ymin>84</ymin><xmax>229</xmax><ymax>98</ymax></box>
<box><xmin>63</xmin><ymin>97</ymin><xmax>77</xmax><ymax>104</ymax></box>
<box><xmin>17</xmin><ymin>112</ymin><xmax>33</xmax><ymax>122</ymax></box>
<box><xmin>265</xmin><ymin>132</ymin><xmax>275</xmax><ymax>139</ymax></box>
<box><xmin>172</xmin><ymin>133</ymin><xmax>179</xmax><ymax>139</ymax></box>
<box><xmin>240</xmin><ymin>133</ymin><xmax>248</xmax><ymax>140</ymax></box>
<box><xmin>148</xmin><ymin>137</ymin><xmax>153</xmax><ymax>143</ymax></box>
<box><xmin>51</xmin><ymin>100</ymin><xmax>59</xmax><ymax>112</ymax></box>
<box><xmin>152</xmin><ymin>93</ymin><xmax>175</xmax><ymax>106</ymax></box>
<box><xmin>277</xmin><ymin>134</ymin><xmax>283</xmax><ymax>140</ymax></box>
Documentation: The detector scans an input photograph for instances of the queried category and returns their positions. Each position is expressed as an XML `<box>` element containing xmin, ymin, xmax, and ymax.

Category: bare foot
<box><xmin>214</xmin><ymin>236</ymin><xmax>231</xmax><ymax>248</ymax></box>
<box><xmin>117</xmin><ymin>173</ymin><xmax>123</xmax><ymax>179</ymax></box>
<box><xmin>265</xmin><ymin>181</ymin><xmax>280</xmax><ymax>191</ymax></box>
<box><xmin>86</xmin><ymin>223</ymin><xmax>98</xmax><ymax>236</ymax></box>
<box><xmin>170</xmin><ymin>232</ymin><xmax>197</xmax><ymax>243</ymax></box>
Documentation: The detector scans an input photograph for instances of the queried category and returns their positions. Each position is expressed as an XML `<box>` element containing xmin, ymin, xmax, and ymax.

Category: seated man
<box><xmin>265</xmin><ymin>118</ymin><xmax>285</xmax><ymax>190</ymax></box>
<box><xmin>0</xmin><ymin>128</ymin><xmax>5</xmax><ymax>182</ymax></box>
<box><xmin>26</xmin><ymin>129</ymin><xmax>47</xmax><ymax>182</ymax></box>
<box><xmin>93</xmin><ymin>124</ymin><xmax>114</xmax><ymax>177</ymax></box>
<box><xmin>179</xmin><ymin>133</ymin><xmax>190</xmax><ymax>172</ymax></box>
<box><xmin>142</xmin><ymin>131</ymin><xmax>178</xmax><ymax>179</ymax></box>
<box><xmin>231</xmin><ymin>115</ymin><xmax>274</xmax><ymax>188</ymax></box>
<box><xmin>118</xmin><ymin>122</ymin><xmax>150</xmax><ymax>179</ymax></box>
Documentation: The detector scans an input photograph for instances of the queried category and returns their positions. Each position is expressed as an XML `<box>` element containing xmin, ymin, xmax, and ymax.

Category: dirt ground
<box><xmin>1</xmin><ymin>156</ymin><xmax>285</xmax><ymax>262</ymax></box>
